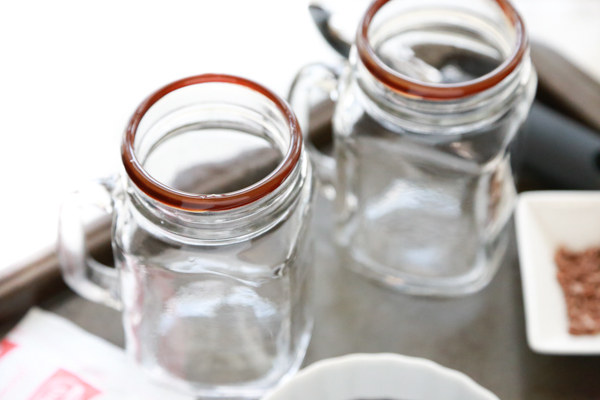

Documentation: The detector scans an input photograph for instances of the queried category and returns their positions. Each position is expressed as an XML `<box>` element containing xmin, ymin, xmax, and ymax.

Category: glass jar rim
<box><xmin>121</xmin><ymin>74</ymin><xmax>302</xmax><ymax>212</ymax></box>
<box><xmin>356</xmin><ymin>0</ymin><xmax>528</xmax><ymax>100</ymax></box>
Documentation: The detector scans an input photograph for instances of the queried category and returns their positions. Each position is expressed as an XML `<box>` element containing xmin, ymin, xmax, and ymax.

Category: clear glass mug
<box><xmin>58</xmin><ymin>75</ymin><xmax>315</xmax><ymax>398</ymax></box>
<box><xmin>290</xmin><ymin>0</ymin><xmax>536</xmax><ymax>296</ymax></box>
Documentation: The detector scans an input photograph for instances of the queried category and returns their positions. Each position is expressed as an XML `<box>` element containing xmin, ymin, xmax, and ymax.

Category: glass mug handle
<box><xmin>288</xmin><ymin>63</ymin><xmax>343</xmax><ymax>200</ymax></box>
<box><xmin>57</xmin><ymin>175</ymin><xmax>121</xmax><ymax>310</ymax></box>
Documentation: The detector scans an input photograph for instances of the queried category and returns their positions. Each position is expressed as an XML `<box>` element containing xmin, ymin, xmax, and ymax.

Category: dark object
<box><xmin>522</xmin><ymin>103</ymin><xmax>600</xmax><ymax>189</ymax></box>
<box><xmin>526</xmin><ymin>42</ymin><xmax>600</xmax><ymax>189</ymax></box>
<box><xmin>308</xmin><ymin>3</ymin><xmax>351</xmax><ymax>58</ymax></box>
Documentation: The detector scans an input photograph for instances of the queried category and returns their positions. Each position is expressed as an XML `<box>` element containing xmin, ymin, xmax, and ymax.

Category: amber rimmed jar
<box><xmin>58</xmin><ymin>74</ymin><xmax>315</xmax><ymax>398</ymax></box>
<box><xmin>356</xmin><ymin>0</ymin><xmax>528</xmax><ymax>100</ymax></box>
<box><xmin>290</xmin><ymin>0</ymin><xmax>536</xmax><ymax>296</ymax></box>
<box><xmin>122</xmin><ymin>74</ymin><xmax>303</xmax><ymax>211</ymax></box>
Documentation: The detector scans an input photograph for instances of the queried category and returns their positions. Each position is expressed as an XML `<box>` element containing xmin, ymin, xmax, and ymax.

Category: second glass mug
<box><xmin>58</xmin><ymin>75</ymin><xmax>315</xmax><ymax>398</ymax></box>
<box><xmin>290</xmin><ymin>0</ymin><xmax>537</xmax><ymax>296</ymax></box>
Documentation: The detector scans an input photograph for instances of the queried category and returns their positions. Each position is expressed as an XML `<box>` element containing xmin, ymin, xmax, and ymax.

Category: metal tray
<box><xmin>2</xmin><ymin>196</ymin><xmax>599</xmax><ymax>400</ymax></box>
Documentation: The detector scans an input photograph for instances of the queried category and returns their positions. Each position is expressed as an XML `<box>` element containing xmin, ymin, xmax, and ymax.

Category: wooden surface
<box><xmin>532</xmin><ymin>42</ymin><xmax>600</xmax><ymax>133</ymax></box>
<box><xmin>0</xmin><ymin>217</ymin><xmax>112</xmax><ymax>320</ymax></box>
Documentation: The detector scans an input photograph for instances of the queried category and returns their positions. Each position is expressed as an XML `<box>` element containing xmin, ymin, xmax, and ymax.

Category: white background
<box><xmin>1</xmin><ymin>0</ymin><xmax>599</xmax><ymax>273</ymax></box>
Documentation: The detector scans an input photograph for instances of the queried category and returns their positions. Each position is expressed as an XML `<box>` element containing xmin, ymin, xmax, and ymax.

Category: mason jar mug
<box><xmin>58</xmin><ymin>75</ymin><xmax>315</xmax><ymax>398</ymax></box>
<box><xmin>290</xmin><ymin>0</ymin><xmax>536</xmax><ymax>296</ymax></box>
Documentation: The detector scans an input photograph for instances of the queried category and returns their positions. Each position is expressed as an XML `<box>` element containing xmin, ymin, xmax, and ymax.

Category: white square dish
<box><xmin>516</xmin><ymin>191</ymin><xmax>600</xmax><ymax>354</ymax></box>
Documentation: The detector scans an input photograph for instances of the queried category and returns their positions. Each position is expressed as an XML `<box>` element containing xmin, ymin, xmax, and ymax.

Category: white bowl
<box><xmin>516</xmin><ymin>191</ymin><xmax>600</xmax><ymax>354</ymax></box>
<box><xmin>262</xmin><ymin>353</ymin><xmax>498</xmax><ymax>400</ymax></box>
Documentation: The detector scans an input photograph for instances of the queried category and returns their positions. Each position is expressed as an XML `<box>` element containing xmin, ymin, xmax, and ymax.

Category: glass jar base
<box><xmin>338</xmin><ymin>229</ymin><xmax>509</xmax><ymax>297</ymax></box>
<box><xmin>135</xmin><ymin>325</ymin><xmax>313</xmax><ymax>399</ymax></box>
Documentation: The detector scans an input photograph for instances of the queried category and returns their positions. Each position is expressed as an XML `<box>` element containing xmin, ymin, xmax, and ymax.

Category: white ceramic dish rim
<box><xmin>516</xmin><ymin>191</ymin><xmax>600</xmax><ymax>355</ymax></box>
<box><xmin>262</xmin><ymin>353</ymin><xmax>498</xmax><ymax>400</ymax></box>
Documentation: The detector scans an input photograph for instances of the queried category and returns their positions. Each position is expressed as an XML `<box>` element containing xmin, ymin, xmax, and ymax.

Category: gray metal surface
<box><xmin>3</xmin><ymin>196</ymin><xmax>600</xmax><ymax>399</ymax></box>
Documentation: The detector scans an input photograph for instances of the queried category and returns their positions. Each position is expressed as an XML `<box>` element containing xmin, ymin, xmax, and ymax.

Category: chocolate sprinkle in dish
<box><xmin>555</xmin><ymin>246</ymin><xmax>600</xmax><ymax>335</ymax></box>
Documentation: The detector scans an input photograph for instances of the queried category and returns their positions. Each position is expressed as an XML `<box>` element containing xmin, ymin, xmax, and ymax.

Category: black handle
<box><xmin>522</xmin><ymin>102</ymin><xmax>600</xmax><ymax>190</ymax></box>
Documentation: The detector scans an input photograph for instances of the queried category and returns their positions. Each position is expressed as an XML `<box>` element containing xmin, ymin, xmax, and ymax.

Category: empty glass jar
<box><xmin>58</xmin><ymin>75</ymin><xmax>315</xmax><ymax>398</ymax></box>
<box><xmin>291</xmin><ymin>0</ymin><xmax>536</xmax><ymax>296</ymax></box>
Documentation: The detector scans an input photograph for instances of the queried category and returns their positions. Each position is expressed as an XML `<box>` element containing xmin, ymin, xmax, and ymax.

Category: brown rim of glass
<box><xmin>121</xmin><ymin>74</ymin><xmax>302</xmax><ymax>212</ymax></box>
<box><xmin>356</xmin><ymin>0</ymin><xmax>528</xmax><ymax>100</ymax></box>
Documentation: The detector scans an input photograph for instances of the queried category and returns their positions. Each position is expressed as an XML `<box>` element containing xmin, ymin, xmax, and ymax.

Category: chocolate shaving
<box><xmin>555</xmin><ymin>246</ymin><xmax>600</xmax><ymax>335</ymax></box>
